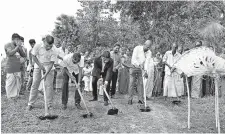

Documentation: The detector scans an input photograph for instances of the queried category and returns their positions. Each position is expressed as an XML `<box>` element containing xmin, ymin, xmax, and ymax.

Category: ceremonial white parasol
<box><xmin>172</xmin><ymin>46</ymin><xmax>225</xmax><ymax>133</ymax></box>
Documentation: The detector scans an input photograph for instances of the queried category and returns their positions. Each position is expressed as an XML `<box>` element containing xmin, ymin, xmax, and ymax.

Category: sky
<box><xmin>0</xmin><ymin>0</ymin><xmax>82</xmax><ymax>57</ymax></box>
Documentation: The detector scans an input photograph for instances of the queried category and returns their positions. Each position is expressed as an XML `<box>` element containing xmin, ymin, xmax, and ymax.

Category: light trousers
<box><xmin>28</xmin><ymin>68</ymin><xmax>54</xmax><ymax>107</ymax></box>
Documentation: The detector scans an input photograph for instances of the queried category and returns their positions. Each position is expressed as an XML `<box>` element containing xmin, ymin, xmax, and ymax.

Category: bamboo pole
<box><xmin>215</xmin><ymin>83</ymin><xmax>218</xmax><ymax>128</ymax></box>
<box><xmin>185</xmin><ymin>76</ymin><xmax>191</xmax><ymax>129</ymax></box>
<box><xmin>215</xmin><ymin>79</ymin><xmax>220</xmax><ymax>133</ymax></box>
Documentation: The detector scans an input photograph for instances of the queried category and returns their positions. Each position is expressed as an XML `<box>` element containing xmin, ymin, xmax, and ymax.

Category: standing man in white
<box><xmin>163</xmin><ymin>43</ymin><xmax>184</xmax><ymax>98</ymax></box>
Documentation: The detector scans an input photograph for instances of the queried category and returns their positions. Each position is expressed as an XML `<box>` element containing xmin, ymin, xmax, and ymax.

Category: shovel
<box><xmin>140</xmin><ymin>75</ymin><xmax>151</xmax><ymax>112</ymax></box>
<box><xmin>38</xmin><ymin>71</ymin><xmax>58</xmax><ymax>120</ymax></box>
<box><xmin>103</xmin><ymin>84</ymin><xmax>118</xmax><ymax>115</ymax></box>
<box><xmin>76</xmin><ymin>84</ymin><xmax>93</xmax><ymax>118</ymax></box>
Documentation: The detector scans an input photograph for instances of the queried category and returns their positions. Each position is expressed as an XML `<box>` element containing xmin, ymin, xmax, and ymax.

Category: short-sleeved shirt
<box><xmin>31</xmin><ymin>43</ymin><xmax>57</xmax><ymax>70</ymax></box>
<box><xmin>60</xmin><ymin>53</ymin><xmax>84</xmax><ymax>75</ymax></box>
<box><xmin>4</xmin><ymin>43</ymin><xmax>21</xmax><ymax>73</ymax></box>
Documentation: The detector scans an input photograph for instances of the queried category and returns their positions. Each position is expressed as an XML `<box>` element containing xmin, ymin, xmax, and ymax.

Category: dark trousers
<box><xmin>62</xmin><ymin>68</ymin><xmax>81</xmax><ymax>105</ymax></box>
<box><xmin>53</xmin><ymin>69</ymin><xmax>57</xmax><ymax>90</ymax></box>
<box><xmin>110</xmin><ymin>70</ymin><xmax>118</xmax><ymax>96</ymax></box>
<box><xmin>92</xmin><ymin>76</ymin><xmax>110</xmax><ymax>101</ymax></box>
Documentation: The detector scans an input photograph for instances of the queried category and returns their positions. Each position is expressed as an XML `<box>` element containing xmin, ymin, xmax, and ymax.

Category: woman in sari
<box><xmin>152</xmin><ymin>52</ymin><xmax>163</xmax><ymax>97</ymax></box>
<box><xmin>118</xmin><ymin>49</ymin><xmax>131</xmax><ymax>94</ymax></box>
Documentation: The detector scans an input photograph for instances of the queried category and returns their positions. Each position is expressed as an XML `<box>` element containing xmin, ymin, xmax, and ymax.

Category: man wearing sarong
<box><xmin>4</xmin><ymin>33</ymin><xmax>26</xmax><ymax>99</ymax></box>
<box><xmin>27</xmin><ymin>35</ymin><xmax>57</xmax><ymax>111</ymax></box>
<box><xmin>128</xmin><ymin>39</ymin><xmax>151</xmax><ymax>105</ymax></box>
<box><xmin>163</xmin><ymin>43</ymin><xmax>184</xmax><ymax>98</ymax></box>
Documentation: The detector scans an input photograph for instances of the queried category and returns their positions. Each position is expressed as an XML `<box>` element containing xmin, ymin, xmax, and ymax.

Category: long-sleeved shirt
<box><xmin>131</xmin><ymin>45</ymin><xmax>146</xmax><ymax>68</ymax></box>
<box><xmin>163</xmin><ymin>50</ymin><xmax>181</xmax><ymax>75</ymax></box>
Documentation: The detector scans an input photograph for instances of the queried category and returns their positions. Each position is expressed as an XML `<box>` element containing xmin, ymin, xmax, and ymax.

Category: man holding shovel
<box><xmin>90</xmin><ymin>51</ymin><xmax>113</xmax><ymax>106</ymax></box>
<box><xmin>27</xmin><ymin>35</ymin><xmax>57</xmax><ymax>111</ymax></box>
<box><xmin>60</xmin><ymin>52</ymin><xmax>84</xmax><ymax>110</ymax></box>
<box><xmin>128</xmin><ymin>39</ymin><xmax>152</xmax><ymax>105</ymax></box>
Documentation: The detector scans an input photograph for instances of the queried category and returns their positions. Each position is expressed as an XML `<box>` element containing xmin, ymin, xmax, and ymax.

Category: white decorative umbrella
<box><xmin>172</xmin><ymin>46</ymin><xmax>225</xmax><ymax>133</ymax></box>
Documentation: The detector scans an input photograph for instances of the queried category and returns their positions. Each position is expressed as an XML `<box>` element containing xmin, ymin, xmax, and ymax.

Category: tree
<box><xmin>52</xmin><ymin>14</ymin><xmax>80</xmax><ymax>49</ymax></box>
<box><xmin>114</xmin><ymin>1</ymin><xmax>225</xmax><ymax>54</ymax></box>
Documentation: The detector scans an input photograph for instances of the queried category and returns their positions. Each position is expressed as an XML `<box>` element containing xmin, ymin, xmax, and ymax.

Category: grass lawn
<box><xmin>1</xmin><ymin>86</ymin><xmax>225</xmax><ymax>133</ymax></box>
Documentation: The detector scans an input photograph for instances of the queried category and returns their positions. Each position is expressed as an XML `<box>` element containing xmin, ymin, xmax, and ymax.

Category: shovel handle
<box><xmin>77</xmin><ymin>86</ymin><xmax>90</xmax><ymax>114</ymax></box>
<box><xmin>143</xmin><ymin>77</ymin><xmax>147</xmax><ymax>108</ymax></box>
<box><xmin>103</xmin><ymin>84</ymin><xmax>115</xmax><ymax>109</ymax></box>
<box><xmin>41</xmin><ymin>71</ymin><xmax>49</xmax><ymax>116</ymax></box>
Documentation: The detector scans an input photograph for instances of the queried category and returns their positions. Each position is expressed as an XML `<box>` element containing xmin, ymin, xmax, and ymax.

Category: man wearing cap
<box><xmin>60</xmin><ymin>52</ymin><xmax>84</xmax><ymax>110</ymax></box>
<box><xmin>90</xmin><ymin>51</ymin><xmax>113</xmax><ymax>106</ymax></box>
<box><xmin>4</xmin><ymin>33</ymin><xmax>26</xmax><ymax>99</ymax></box>
<box><xmin>27</xmin><ymin>35</ymin><xmax>57</xmax><ymax>111</ymax></box>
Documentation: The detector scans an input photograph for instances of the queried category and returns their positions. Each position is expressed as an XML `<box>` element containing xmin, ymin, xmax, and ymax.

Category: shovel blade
<box><xmin>140</xmin><ymin>106</ymin><xmax>151</xmax><ymax>112</ymax></box>
<box><xmin>107</xmin><ymin>108</ymin><xmax>118</xmax><ymax>115</ymax></box>
<box><xmin>82</xmin><ymin>112</ymin><xmax>94</xmax><ymax>118</ymax></box>
<box><xmin>38</xmin><ymin>115</ymin><xmax>58</xmax><ymax>120</ymax></box>
<box><xmin>172</xmin><ymin>100</ymin><xmax>181</xmax><ymax>105</ymax></box>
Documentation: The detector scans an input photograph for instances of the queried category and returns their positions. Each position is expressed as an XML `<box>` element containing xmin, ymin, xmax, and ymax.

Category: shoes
<box><xmin>111</xmin><ymin>95</ymin><xmax>115</xmax><ymax>99</ymax></box>
<box><xmin>62</xmin><ymin>104</ymin><xmax>67</xmax><ymax>110</ymax></box>
<box><xmin>75</xmin><ymin>103</ymin><xmax>84</xmax><ymax>110</ymax></box>
<box><xmin>27</xmin><ymin>105</ymin><xmax>33</xmax><ymax>111</ymax></box>
<box><xmin>128</xmin><ymin>100</ymin><xmax>132</xmax><ymax>105</ymax></box>
<box><xmin>138</xmin><ymin>100</ymin><xmax>144</xmax><ymax>104</ymax></box>
<box><xmin>89</xmin><ymin>98</ymin><xmax>98</xmax><ymax>102</ymax></box>
<box><xmin>104</xmin><ymin>101</ymin><xmax>109</xmax><ymax>106</ymax></box>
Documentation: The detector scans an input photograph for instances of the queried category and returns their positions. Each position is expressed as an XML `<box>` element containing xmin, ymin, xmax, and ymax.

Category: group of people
<box><xmin>4</xmin><ymin>33</ymin><xmax>225</xmax><ymax>113</ymax></box>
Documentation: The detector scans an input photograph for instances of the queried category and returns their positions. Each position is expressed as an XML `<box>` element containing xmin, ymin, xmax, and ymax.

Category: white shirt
<box><xmin>54</xmin><ymin>46</ymin><xmax>66</xmax><ymax>64</ymax></box>
<box><xmin>163</xmin><ymin>50</ymin><xmax>181</xmax><ymax>75</ymax></box>
<box><xmin>31</xmin><ymin>43</ymin><xmax>57</xmax><ymax>70</ymax></box>
<box><xmin>131</xmin><ymin>45</ymin><xmax>146</xmax><ymax>68</ymax></box>
<box><xmin>60</xmin><ymin>53</ymin><xmax>84</xmax><ymax>75</ymax></box>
